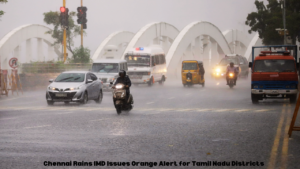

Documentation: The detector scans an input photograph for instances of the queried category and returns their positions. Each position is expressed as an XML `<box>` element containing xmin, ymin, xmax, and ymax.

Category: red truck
<box><xmin>249</xmin><ymin>45</ymin><xmax>299</xmax><ymax>104</ymax></box>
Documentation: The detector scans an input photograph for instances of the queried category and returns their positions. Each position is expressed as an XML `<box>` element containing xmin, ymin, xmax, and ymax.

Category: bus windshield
<box><xmin>125</xmin><ymin>55</ymin><xmax>150</xmax><ymax>67</ymax></box>
<box><xmin>92</xmin><ymin>63</ymin><xmax>119</xmax><ymax>73</ymax></box>
<box><xmin>182</xmin><ymin>63</ymin><xmax>197</xmax><ymax>70</ymax></box>
<box><xmin>254</xmin><ymin>60</ymin><xmax>295</xmax><ymax>72</ymax></box>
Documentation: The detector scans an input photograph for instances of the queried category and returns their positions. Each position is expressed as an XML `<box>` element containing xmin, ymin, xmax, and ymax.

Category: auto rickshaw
<box><xmin>181</xmin><ymin>60</ymin><xmax>205</xmax><ymax>87</ymax></box>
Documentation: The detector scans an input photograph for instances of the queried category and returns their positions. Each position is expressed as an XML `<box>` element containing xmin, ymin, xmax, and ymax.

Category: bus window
<box><xmin>152</xmin><ymin>56</ymin><xmax>155</xmax><ymax>66</ymax></box>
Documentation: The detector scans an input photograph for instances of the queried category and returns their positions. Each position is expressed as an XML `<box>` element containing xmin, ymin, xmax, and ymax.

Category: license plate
<box><xmin>56</xmin><ymin>93</ymin><xmax>67</xmax><ymax>97</ymax></box>
<box><xmin>131</xmin><ymin>75</ymin><xmax>141</xmax><ymax>79</ymax></box>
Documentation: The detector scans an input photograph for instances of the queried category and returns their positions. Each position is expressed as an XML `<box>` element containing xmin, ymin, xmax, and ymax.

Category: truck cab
<box><xmin>249</xmin><ymin>45</ymin><xmax>298</xmax><ymax>104</ymax></box>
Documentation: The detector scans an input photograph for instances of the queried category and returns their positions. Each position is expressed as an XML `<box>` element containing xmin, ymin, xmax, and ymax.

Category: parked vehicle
<box><xmin>46</xmin><ymin>71</ymin><xmax>103</xmax><ymax>105</ymax></box>
<box><xmin>181</xmin><ymin>60</ymin><xmax>205</xmax><ymax>87</ymax></box>
<box><xmin>212</xmin><ymin>54</ymin><xmax>249</xmax><ymax>79</ymax></box>
<box><xmin>91</xmin><ymin>59</ymin><xmax>128</xmax><ymax>91</ymax></box>
<box><xmin>249</xmin><ymin>45</ymin><xmax>298</xmax><ymax>104</ymax></box>
<box><xmin>124</xmin><ymin>46</ymin><xmax>167</xmax><ymax>86</ymax></box>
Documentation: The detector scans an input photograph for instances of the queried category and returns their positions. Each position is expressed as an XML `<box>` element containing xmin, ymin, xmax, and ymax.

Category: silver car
<box><xmin>46</xmin><ymin>71</ymin><xmax>103</xmax><ymax>105</ymax></box>
<box><xmin>91</xmin><ymin>59</ymin><xmax>128</xmax><ymax>91</ymax></box>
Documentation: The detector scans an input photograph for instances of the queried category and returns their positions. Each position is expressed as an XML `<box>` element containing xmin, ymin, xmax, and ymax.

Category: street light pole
<box><xmin>282</xmin><ymin>0</ymin><xmax>286</xmax><ymax>44</ymax></box>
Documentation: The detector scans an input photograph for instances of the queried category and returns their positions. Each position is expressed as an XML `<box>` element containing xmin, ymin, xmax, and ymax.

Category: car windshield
<box><xmin>182</xmin><ymin>63</ymin><xmax>198</xmax><ymax>70</ymax></box>
<box><xmin>55</xmin><ymin>73</ymin><xmax>85</xmax><ymax>82</ymax></box>
<box><xmin>219</xmin><ymin>58</ymin><xmax>238</xmax><ymax>66</ymax></box>
<box><xmin>125</xmin><ymin>55</ymin><xmax>150</xmax><ymax>67</ymax></box>
<box><xmin>254</xmin><ymin>60</ymin><xmax>295</xmax><ymax>72</ymax></box>
<box><xmin>92</xmin><ymin>63</ymin><xmax>119</xmax><ymax>73</ymax></box>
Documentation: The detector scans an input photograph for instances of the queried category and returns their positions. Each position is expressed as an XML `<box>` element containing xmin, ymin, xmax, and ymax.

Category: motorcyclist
<box><xmin>199</xmin><ymin>62</ymin><xmax>205</xmax><ymax>80</ymax></box>
<box><xmin>113</xmin><ymin>70</ymin><xmax>131</xmax><ymax>100</ymax></box>
<box><xmin>226</xmin><ymin>62</ymin><xmax>239</xmax><ymax>85</ymax></box>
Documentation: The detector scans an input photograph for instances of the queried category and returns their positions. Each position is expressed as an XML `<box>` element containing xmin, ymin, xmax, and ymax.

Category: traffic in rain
<box><xmin>1</xmin><ymin>0</ymin><xmax>300</xmax><ymax>169</ymax></box>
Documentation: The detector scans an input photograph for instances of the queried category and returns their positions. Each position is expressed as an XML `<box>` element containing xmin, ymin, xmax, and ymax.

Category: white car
<box><xmin>46</xmin><ymin>71</ymin><xmax>103</xmax><ymax>105</ymax></box>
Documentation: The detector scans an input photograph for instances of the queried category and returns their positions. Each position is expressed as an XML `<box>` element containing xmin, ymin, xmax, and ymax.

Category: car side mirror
<box><xmin>86</xmin><ymin>79</ymin><xmax>93</xmax><ymax>84</ymax></box>
<box><xmin>249</xmin><ymin>62</ymin><xmax>252</xmax><ymax>68</ymax></box>
<box><xmin>110</xmin><ymin>82</ymin><xmax>113</xmax><ymax>85</ymax></box>
<box><xmin>49</xmin><ymin>79</ymin><xmax>53</xmax><ymax>83</ymax></box>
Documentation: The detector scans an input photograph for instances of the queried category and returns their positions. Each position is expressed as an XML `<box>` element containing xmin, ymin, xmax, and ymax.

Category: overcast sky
<box><xmin>0</xmin><ymin>0</ymin><xmax>268</xmax><ymax>58</ymax></box>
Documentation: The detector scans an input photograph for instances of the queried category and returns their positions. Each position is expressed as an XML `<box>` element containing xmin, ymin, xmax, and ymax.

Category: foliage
<box><xmin>68</xmin><ymin>47</ymin><xmax>91</xmax><ymax>63</ymax></box>
<box><xmin>43</xmin><ymin>11</ymin><xmax>84</xmax><ymax>56</ymax></box>
<box><xmin>245</xmin><ymin>0</ymin><xmax>300</xmax><ymax>45</ymax></box>
<box><xmin>0</xmin><ymin>0</ymin><xmax>8</xmax><ymax>18</ymax></box>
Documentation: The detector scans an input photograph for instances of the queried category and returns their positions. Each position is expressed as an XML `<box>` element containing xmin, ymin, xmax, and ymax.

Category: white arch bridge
<box><xmin>0</xmin><ymin>22</ymin><xmax>262</xmax><ymax>77</ymax></box>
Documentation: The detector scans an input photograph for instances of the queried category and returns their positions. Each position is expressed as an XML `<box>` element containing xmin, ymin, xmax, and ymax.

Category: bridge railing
<box><xmin>19</xmin><ymin>63</ymin><xmax>92</xmax><ymax>74</ymax></box>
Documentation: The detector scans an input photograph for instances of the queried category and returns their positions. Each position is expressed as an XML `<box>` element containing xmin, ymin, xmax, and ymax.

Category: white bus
<box><xmin>124</xmin><ymin>46</ymin><xmax>167</xmax><ymax>86</ymax></box>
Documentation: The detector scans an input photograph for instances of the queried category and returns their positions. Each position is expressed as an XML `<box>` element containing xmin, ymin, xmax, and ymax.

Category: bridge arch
<box><xmin>244</xmin><ymin>33</ymin><xmax>263</xmax><ymax>61</ymax></box>
<box><xmin>223</xmin><ymin>29</ymin><xmax>250</xmax><ymax>56</ymax></box>
<box><xmin>166</xmin><ymin>21</ymin><xmax>232</xmax><ymax>78</ymax></box>
<box><xmin>0</xmin><ymin>24</ymin><xmax>69</xmax><ymax>70</ymax></box>
<box><xmin>92</xmin><ymin>31</ymin><xmax>134</xmax><ymax>60</ymax></box>
<box><xmin>121</xmin><ymin>22</ymin><xmax>180</xmax><ymax>59</ymax></box>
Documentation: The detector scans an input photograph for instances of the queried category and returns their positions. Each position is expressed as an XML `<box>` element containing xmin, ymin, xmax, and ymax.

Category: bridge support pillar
<box><xmin>194</xmin><ymin>37</ymin><xmax>201</xmax><ymax>61</ymax></box>
<box><xmin>47</xmin><ymin>42</ymin><xmax>55</xmax><ymax>61</ymax></box>
<box><xmin>210</xmin><ymin>41</ymin><xmax>219</xmax><ymax>68</ymax></box>
<box><xmin>37</xmin><ymin>38</ymin><xmax>43</xmax><ymax>62</ymax></box>
<box><xmin>14</xmin><ymin>46</ymin><xmax>21</xmax><ymax>61</ymax></box>
<box><xmin>26</xmin><ymin>39</ymin><xmax>32</xmax><ymax>63</ymax></box>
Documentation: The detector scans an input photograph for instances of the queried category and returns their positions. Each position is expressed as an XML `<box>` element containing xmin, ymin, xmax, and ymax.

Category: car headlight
<box><xmin>286</xmin><ymin>85</ymin><xmax>290</xmax><ymax>89</ymax></box>
<box><xmin>109</xmin><ymin>78</ymin><xmax>115</xmax><ymax>82</ymax></box>
<box><xmin>215</xmin><ymin>68</ymin><xmax>221</xmax><ymax>72</ymax></box>
<box><xmin>70</xmin><ymin>86</ymin><xmax>80</xmax><ymax>90</ymax></box>
<box><xmin>253</xmin><ymin>85</ymin><xmax>258</xmax><ymax>89</ymax></box>
<box><xmin>48</xmin><ymin>86</ymin><xmax>55</xmax><ymax>91</ymax></box>
<box><xmin>290</xmin><ymin>85</ymin><xmax>296</xmax><ymax>89</ymax></box>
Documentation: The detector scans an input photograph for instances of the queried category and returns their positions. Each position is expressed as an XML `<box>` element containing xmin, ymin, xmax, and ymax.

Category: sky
<box><xmin>0</xmin><ymin>0</ymin><xmax>268</xmax><ymax>60</ymax></box>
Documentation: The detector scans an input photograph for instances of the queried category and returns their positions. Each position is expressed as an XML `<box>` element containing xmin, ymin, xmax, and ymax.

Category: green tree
<box><xmin>0</xmin><ymin>0</ymin><xmax>8</xmax><ymax>18</ymax></box>
<box><xmin>69</xmin><ymin>47</ymin><xmax>91</xmax><ymax>63</ymax></box>
<box><xmin>43</xmin><ymin>10</ymin><xmax>90</xmax><ymax>63</ymax></box>
<box><xmin>245</xmin><ymin>0</ymin><xmax>300</xmax><ymax>45</ymax></box>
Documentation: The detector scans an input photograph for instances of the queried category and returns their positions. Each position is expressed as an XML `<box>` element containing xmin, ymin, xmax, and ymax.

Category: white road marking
<box><xmin>195</xmin><ymin>109</ymin><xmax>212</xmax><ymax>112</ymax></box>
<box><xmin>24</xmin><ymin>125</ymin><xmax>51</xmax><ymax>129</ymax></box>
<box><xmin>235</xmin><ymin>109</ymin><xmax>252</xmax><ymax>112</ymax></box>
<box><xmin>55</xmin><ymin>112</ymin><xmax>75</xmax><ymax>115</ymax></box>
<box><xmin>146</xmin><ymin>102</ymin><xmax>154</xmax><ymax>104</ymax></box>
<box><xmin>214</xmin><ymin>109</ymin><xmax>232</xmax><ymax>112</ymax></box>
<box><xmin>139</xmin><ymin>109</ymin><xmax>155</xmax><ymax>112</ymax></box>
<box><xmin>177</xmin><ymin>109</ymin><xmax>193</xmax><ymax>112</ymax></box>
<box><xmin>254</xmin><ymin>109</ymin><xmax>272</xmax><ymax>112</ymax></box>
<box><xmin>90</xmin><ymin>118</ymin><xmax>109</xmax><ymax>122</ymax></box>
<box><xmin>0</xmin><ymin>117</ymin><xmax>18</xmax><ymax>120</ymax></box>
<box><xmin>158</xmin><ymin>109</ymin><xmax>174</xmax><ymax>111</ymax></box>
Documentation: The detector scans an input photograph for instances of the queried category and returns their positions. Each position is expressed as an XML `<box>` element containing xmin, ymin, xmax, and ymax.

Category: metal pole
<box><xmin>81</xmin><ymin>0</ymin><xmax>83</xmax><ymax>47</ymax></box>
<box><xmin>283</xmin><ymin>0</ymin><xmax>286</xmax><ymax>44</ymax></box>
<box><xmin>63</xmin><ymin>0</ymin><xmax>67</xmax><ymax>62</ymax></box>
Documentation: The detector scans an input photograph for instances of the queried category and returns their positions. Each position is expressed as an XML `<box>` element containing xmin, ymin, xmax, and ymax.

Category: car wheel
<box><xmin>159</xmin><ymin>76</ymin><xmax>165</xmax><ymax>85</ymax></box>
<box><xmin>289</xmin><ymin>94</ymin><xmax>297</xmax><ymax>103</ymax></box>
<box><xmin>95</xmin><ymin>90</ymin><xmax>103</xmax><ymax>104</ymax></box>
<box><xmin>251</xmin><ymin>93</ymin><xmax>261</xmax><ymax>104</ymax></box>
<box><xmin>148</xmin><ymin>77</ymin><xmax>153</xmax><ymax>86</ymax></box>
<box><xmin>81</xmin><ymin>92</ymin><xmax>88</xmax><ymax>104</ymax></box>
<box><xmin>202</xmin><ymin>81</ymin><xmax>205</xmax><ymax>87</ymax></box>
<box><xmin>47</xmin><ymin>100</ymin><xmax>54</xmax><ymax>105</ymax></box>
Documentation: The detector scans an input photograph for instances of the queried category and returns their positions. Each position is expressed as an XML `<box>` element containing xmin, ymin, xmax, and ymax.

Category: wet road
<box><xmin>1</xmin><ymin>77</ymin><xmax>300</xmax><ymax>169</ymax></box>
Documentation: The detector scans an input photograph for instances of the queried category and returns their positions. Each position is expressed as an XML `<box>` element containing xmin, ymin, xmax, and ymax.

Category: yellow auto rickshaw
<box><xmin>181</xmin><ymin>60</ymin><xmax>205</xmax><ymax>87</ymax></box>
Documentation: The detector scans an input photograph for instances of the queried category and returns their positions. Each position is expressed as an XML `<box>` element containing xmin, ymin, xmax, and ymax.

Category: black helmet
<box><xmin>119</xmin><ymin>70</ymin><xmax>126</xmax><ymax>77</ymax></box>
<box><xmin>230</xmin><ymin>62</ymin><xmax>234</xmax><ymax>67</ymax></box>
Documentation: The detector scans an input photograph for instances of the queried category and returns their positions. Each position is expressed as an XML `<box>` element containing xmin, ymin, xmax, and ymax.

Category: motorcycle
<box><xmin>111</xmin><ymin>83</ymin><xmax>134</xmax><ymax>114</ymax></box>
<box><xmin>227</xmin><ymin>72</ymin><xmax>236</xmax><ymax>88</ymax></box>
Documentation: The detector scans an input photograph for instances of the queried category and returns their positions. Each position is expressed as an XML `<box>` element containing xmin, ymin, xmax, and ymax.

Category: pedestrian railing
<box><xmin>19</xmin><ymin>63</ymin><xmax>92</xmax><ymax>74</ymax></box>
